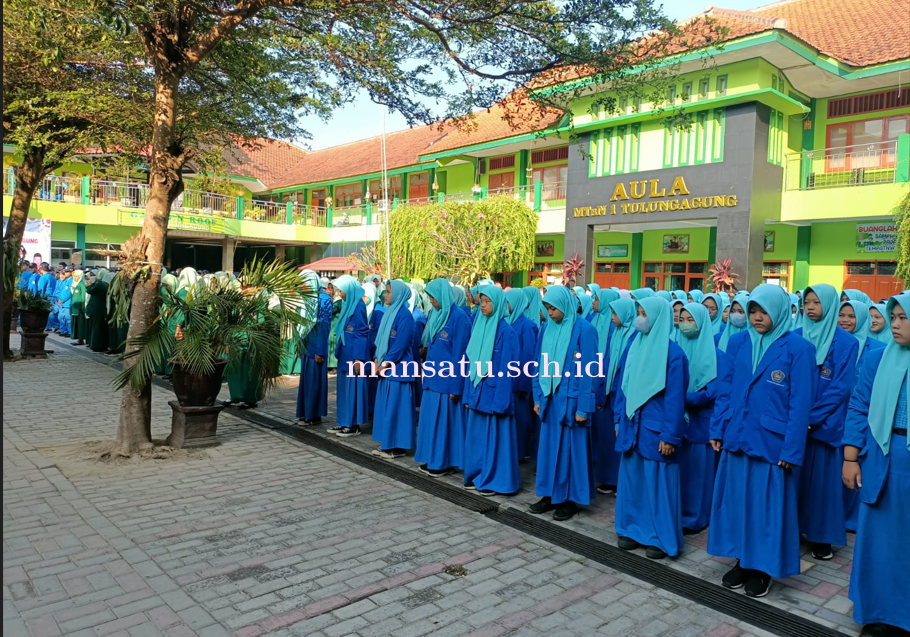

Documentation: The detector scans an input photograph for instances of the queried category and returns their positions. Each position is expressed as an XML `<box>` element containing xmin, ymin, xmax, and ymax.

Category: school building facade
<box><xmin>4</xmin><ymin>0</ymin><xmax>909</xmax><ymax>298</ymax></box>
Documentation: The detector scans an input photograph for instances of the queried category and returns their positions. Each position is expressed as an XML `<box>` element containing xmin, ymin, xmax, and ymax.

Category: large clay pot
<box><xmin>18</xmin><ymin>309</ymin><xmax>50</xmax><ymax>333</ymax></box>
<box><xmin>171</xmin><ymin>361</ymin><xmax>228</xmax><ymax>406</ymax></box>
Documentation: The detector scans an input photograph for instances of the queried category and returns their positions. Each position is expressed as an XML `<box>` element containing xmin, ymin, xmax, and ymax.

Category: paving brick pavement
<box><xmin>2</xmin><ymin>335</ymin><xmax>842</xmax><ymax>637</ymax></box>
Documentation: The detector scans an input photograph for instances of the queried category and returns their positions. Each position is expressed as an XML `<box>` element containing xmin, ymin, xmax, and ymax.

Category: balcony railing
<box><xmin>785</xmin><ymin>142</ymin><xmax>899</xmax><ymax>191</ymax></box>
<box><xmin>244</xmin><ymin>199</ymin><xmax>286</xmax><ymax>224</ymax></box>
<box><xmin>175</xmin><ymin>190</ymin><xmax>237</xmax><ymax>217</ymax></box>
<box><xmin>3</xmin><ymin>167</ymin><xmax>14</xmax><ymax>196</ymax></box>
<box><xmin>37</xmin><ymin>175</ymin><xmax>83</xmax><ymax>204</ymax></box>
<box><xmin>291</xmin><ymin>203</ymin><xmax>328</xmax><ymax>228</ymax></box>
<box><xmin>90</xmin><ymin>180</ymin><xmax>149</xmax><ymax>207</ymax></box>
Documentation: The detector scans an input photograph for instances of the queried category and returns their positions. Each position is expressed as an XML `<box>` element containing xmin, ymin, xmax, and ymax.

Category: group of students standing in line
<box><xmin>294</xmin><ymin>272</ymin><xmax>908</xmax><ymax>637</ymax></box>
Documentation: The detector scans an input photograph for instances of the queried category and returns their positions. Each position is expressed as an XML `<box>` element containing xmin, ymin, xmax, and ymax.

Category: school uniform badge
<box><xmin>771</xmin><ymin>370</ymin><xmax>786</xmax><ymax>384</ymax></box>
<box><xmin>440</xmin><ymin>330</ymin><xmax>448</xmax><ymax>339</ymax></box>
<box><xmin>390</xmin><ymin>329</ymin><xmax>397</xmax><ymax>337</ymax></box>
<box><xmin>820</xmin><ymin>366</ymin><xmax>832</xmax><ymax>379</ymax></box>
<box><xmin>346</xmin><ymin>325</ymin><xmax>353</xmax><ymax>332</ymax></box>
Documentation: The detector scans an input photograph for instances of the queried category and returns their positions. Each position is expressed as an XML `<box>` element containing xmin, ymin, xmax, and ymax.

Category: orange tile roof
<box><xmin>220</xmin><ymin>138</ymin><xmax>308</xmax><ymax>189</ymax></box>
<box><xmin>272</xmin><ymin>125</ymin><xmax>448</xmax><ymax>190</ymax></box>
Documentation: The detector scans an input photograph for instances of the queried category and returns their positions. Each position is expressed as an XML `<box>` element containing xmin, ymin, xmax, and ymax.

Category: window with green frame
<box><xmin>678</xmin><ymin>122</ymin><xmax>691</xmax><ymax>166</ymax></box>
<box><xmin>615</xmin><ymin>126</ymin><xmax>626</xmax><ymax>173</ymax></box>
<box><xmin>716</xmin><ymin>75</ymin><xmax>728</xmax><ymax>96</ymax></box>
<box><xmin>682</xmin><ymin>82</ymin><xmax>692</xmax><ymax>102</ymax></box>
<box><xmin>712</xmin><ymin>108</ymin><xmax>725</xmax><ymax>161</ymax></box>
<box><xmin>699</xmin><ymin>78</ymin><xmax>709</xmax><ymax>98</ymax></box>
<box><xmin>695</xmin><ymin>111</ymin><xmax>709</xmax><ymax>164</ymax></box>
<box><xmin>590</xmin><ymin>125</ymin><xmax>641</xmax><ymax>176</ymax></box>
<box><xmin>629</xmin><ymin>123</ymin><xmax>641</xmax><ymax>172</ymax></box>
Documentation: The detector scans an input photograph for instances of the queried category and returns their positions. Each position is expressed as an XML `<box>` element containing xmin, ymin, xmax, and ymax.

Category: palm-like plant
<box><xmin>708</xmin><ymin>258</ymin><xmax>740</xmax><ymax>293</ymax></box>
<box><xmin>114</xmin><ymin>258</ymin><xmax>314</xmax><ymax>393</ymax></box>
<box><xmin>562</xmin><ymin>253</ymin><xmax>585</xmax><ymax>286</ymax></box>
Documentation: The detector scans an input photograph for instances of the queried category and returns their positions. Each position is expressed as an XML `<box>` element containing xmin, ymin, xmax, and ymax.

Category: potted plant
<box><xmin>16</xmin><ymin>289</ymin><xmax>53</xmax><ymax>355</ymax></box>
<box><xmin>114</xmin><ymin>259</ymin><xmax>313</xmax><ymax>446</ymax></box>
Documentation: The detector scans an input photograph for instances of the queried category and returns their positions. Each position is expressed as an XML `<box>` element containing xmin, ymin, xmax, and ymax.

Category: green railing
<box><xmin>785</xmin><ymin>141</ymin><xmax>899</xmax><ymax>191</ymax></box>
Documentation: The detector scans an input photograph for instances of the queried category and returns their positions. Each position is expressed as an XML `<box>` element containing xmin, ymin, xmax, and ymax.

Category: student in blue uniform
<box><xmin>522</xmin><ymin>286</ymin><xmax>542</xmax><ymax>328</ymax></box>
<box><xmin>709</xmin><ymin>284</ymin><xmax>816</xmax><ymax>597</ymax></box>
<box><xmin>462</xmin><ymin>286</ymin><xmax>519</xmax><ymax>496</ymax></box>
<box><xmin>577</xmin><ymin>293</ymin><xmax>594</xmax><ymax>321</ymax></box>
<box><xmin>26</xmin><ymin>262</ymin><xmax>40</xmax><ymax>293</ymax></box>
<box><xmin>451</xmin><ymin>284</ymin><xmax>471</xmax><ymax>320</ymax></box>
<box><xmin>791</xmin><ymin>284</ymin><xmax>859</xmax><ymax>560</ymax></box>
<box><xmin>586</xmin><ymin>283</ymin><xmax>601</xmax><ymax>296</ymax></box>
<box><xmin>37</xmin><ymin>263</ymin><xmax>54</xmax><ymax>297</ymax></box>
<box><xmin>841</xmin><ymin>288</ymin><xmax>871</xmax><ymax>305</ymax></box>
<box><xmin>529</xmin><ymin>286</ymin><xmax>597</xmax><ymax>521</ymax></box>
<box><xmin>613</xmin><ymin>297</ymin><xmax>689</xmax><ymax>559</ymax></box>
<box><xmin>656</xmin><ymin>290</ymin><xmax>673</xmax><ymax>302</ymax></box>
<box><xmin>296</xmin><ymin>270</ymin><xmax>332</xmax><ymax>426</ymax></box>
<box><xmin>55</xmin><ymin>269</ymin><xmax>73</xmax><ymax>337</ymax></box>
<box><xmin>330</xmin><ymin>275</ymin><xmax>370</xmax><ymax>437</ymax></box>
<box><xmin>688</xmin><ymin>289</ymin><xmax>704</xmax><ymax>303</ymax></box>
<box><xmin>676</xmin><ymin>302</ymin><xmax>731</xmax><ymax>534</ymax></box>
<box><xmin>701</xmin><ymin>293</ymin><xmax>726</xmax><ymax>338</ymax></box>
<box><xmin>631</xmin><ymin>288</ymin><xmax>655</xmax><ymax>300</ymax></box>
<box><xmin>788</xmin><ymin>293</ymin><xmax>801</xmax><ymax>329</ymax></box>
<box><xmin>366</xmin><ymin>284</ymin><xmax>385</xmax><ymax>420</ymax></box>
<box><xmin>409</xmin><ymin>283</ymin><xmax>427</xmax><ymax>407</ymax></box>
<box><xmin>842</xmin><ymin>293</ymin><xmax>909</xmax><ymax>637</ymax></box>
<box><xmin>717</xmin><ymin>292</ymin><xmax>750</xmax><ymax>352</ymax></box>
<box><xmin>370</xmin><ymin>280</ymin><xmax>417</xmax><ymax>457</ymax></box>
<box><xmin>17</xmin><ymin>262</ymin><xmax>31</xmax><ymax>290</ymax></box>
<box><xmin>415</xmin><ymin>279</ymin><xmax>470</xmax><ymax>476</ymax></box>
<box><xmin>505</xmin><ymin>288</ymin><xmax>539</xmax><ymax>460</ymax></box>
<box><xmin>589</xmin><ymin>289</ymin><xmax>618</xmax><ymax>491</ymax></box>
<box><xmin>868</xmin><ymin>303</ymin><xmax>893</xmax><ymax>345</ymax></box>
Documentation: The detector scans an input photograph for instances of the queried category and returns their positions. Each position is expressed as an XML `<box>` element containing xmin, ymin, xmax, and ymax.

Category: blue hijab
<box><xmin>422</xmin><ymin>278</ymin><xmax>453</xmax><ymax>347</ymax></box>
<box><xmin>842</xmin><ymin>289</ymin><xmax>871</xmax><ymax>305</ymax></box>
<box><xmin>606</xmin><ymin>298</ymin><xmax>637</xmax><ymax>395</ymax></box>
<box><xmin>361</xmin><ymin>282</ymin><xmax>377</xmax><ymax>318</ymax></box>
<box><xmin>840</xmin><ymin>300</ymin><xmax>871</xmax><ymax>364</ymax></box>
<box><xmin>586</xmin><ymin>283</ymin><xmax>601</xmax><ymax>295</ymax></box>
<box><xmin>745</xmin><ymin>285</ymin><xmax>792</xmax><ymax>372</ymax></box>
<box><xmin>465</xmin><ymin>286</ymin><xmax>508</xmax><ymax>387</ymax></box>
<box><xmin>656</xmin><ymin>290</ymin><xmax>673</xmax><ymax>302</ymax></box>
<box><xmin>592</xmin><ymin>289</ymin><xmax>619</xmax><ymax>352</ymax></box>
<box><xmin>621</xmin><ymin>297</ymin><xmax>672</xmax><ymax>417</ymax></box>
<box><xmin>505</xmin><ymin>288</ymin><xmax>529</xmax><ymax>325</ymax></box>
<box><xmin>374</xmin><ymin>280</ymin><xmax>412</xmax><ymax>363</ymax></box>
<box><xmin>868</xmin><ymin>303</ymin><xmax>893</xmax><ymax>344</ymax></box>
<box><xmin>801</xmin><ymin>284</ymin><xmax>840</xmax><ymax>365</ymax></box>
<box><xmin>688</xmin><ymin>289</ymin><xmax>704</xmax><ymax>303</ymax></box>
<box><xmin>538</xmin><ymin>286</ymin><xmax>578</xmax><ymax>397</ymax></box>
<box><xmin>573</xmin><ymin>286</ymin><xmax>587</xmax><ymax>299</ymax></box>
<box><xmin>868</xmin><ymin>294</ymin><xmax>909</xmax><ymax>453</ymax></box>
<box><xmin>672</xmin><ymin>289</ymin><xmax>688</xmax><ymax>301</ymax></box>
<box><xmin>522</xmin><ymin>286</ymin><xmax>542</xmax><ymax>326</ymax></box>
<box><xmin>702</xmin><ymin>293</ymin><xmax>726</xmax><ymax>335</ymax></box>
<box><xmin>333</xmin><ymin>274</ymin><xmax>366</xmax><ymax>345</ymax></box>
<box><xmin>788</xmin><ymin>293</ymin><xmax>801</xmax><ymax>330</ymax></box>
<box><xmin>452</xmin><ymin>284</ymin><xmax>468</xmax><ymax>310</ymax></box>
<box><xmin>632</xmin><ymin>287</ymin><xmax>654</xmax><ymax>300</ymax></box>
<box><xmin>718</xmin><ymin>292</ymin><xmax>750</xmax><ymax>352</ymax></box>
<box><xmin>677</xmin><ymin>303</ymin><xmax>717</xmax><ymax>392</ymax></box>
<box><xmin>577</xmin><ymin>293</ymin><xmax>593</xmax><ymax>318</ymax></box>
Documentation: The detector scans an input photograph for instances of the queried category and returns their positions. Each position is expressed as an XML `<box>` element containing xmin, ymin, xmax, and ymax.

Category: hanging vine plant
<box><xmin>894</xmin><ymin>192</ymin><xmax>910</xmax><ymax>287</ymax></box>
<box><xmin>381</xmin><ymin>196</ymin><xmax>537</xmax><ymax>285</ymax></box>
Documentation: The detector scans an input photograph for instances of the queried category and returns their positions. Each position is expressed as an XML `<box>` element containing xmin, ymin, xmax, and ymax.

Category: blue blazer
<box><xmin>378</xmin><ymin>309</ymin><xmax>416</xmax><ymax>382</ymax></box>
<box><xmin>423</xmin><ymin>309</ymin><xmax>470</xmax><ymax>396</ymax></box>
<box><xmin>792</xmin><ymin>327</ymin><xmax>859</xmax><ymax>446</ymax></box>
<box><xmin>592</xmin><ymin>323</ymin><xmax>616</xmax><ymax>408</ymax></box>
<box><xmin>532</xmin><ymin>319</ymin><xmax>598</xmax><ymax>425</ymax></box>
<box><xmin>684</xmin><ymin>347</ymin><xmax>732</xmax><ymax>444</ymax></box>
<box><xmin>37</xmin><ymin>273</ymin><xmax>55</xmax><ymax>297</ymax></box>
<box><xmin>613</xmin><ymin>340</ymin><xmax>689</xmax><ymax>463</ymax></box>
<box><xmin>852</xmin><ymin>339</ymin><xmax>885</xmax><ymax>387</ymax></box>
<box><xmin>368</xmin><ymin>306</ymin><xmax>385</xmax><ymax>360</ymax></box>
<box><xmin>462</xmin><ymin>319</ymin><xmax>517</xmax><ymax>416</ymax></box>
<box><xmin>303</xmin><ymin>292</ymin><xmax>332</xmax><ymax>359</ymax></box>
<box><xmin>336</xmin><ymin>302</ymin><xmax>369</xmax><ymax>369</ymax></box>
<box><xmin>56</xmin><ymin>280</ymin><xmax>73</xmax><ymax>308</ymax></box>
<box><xmin>411</xmin><ymin>308</ymin><xmax>427</xmax><ymax>369</ymax></box>
<box><xmin>510</xmin><ymin>316</ymin><xmax>539</xmax><ymax>394</ymax></box>
<box><xmin>842</xmin><ymin>348</ymin><xmax>897</xmax><ymax>504</ymax></box>
<box><xmin>710</xmin><ymin>331</ymin><xmax>816</xmax><ymax>466</ymax></box>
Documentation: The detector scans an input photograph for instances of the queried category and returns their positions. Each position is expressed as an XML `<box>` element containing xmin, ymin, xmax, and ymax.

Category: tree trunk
<box><xmin>3</xmin><ymin>148</ymin><xmax>48</xmax><ymax>358</ymax></box>
<box><xmin>113</xmin><ymin>71</ymin><xmax>185</xmax><ymax>455</ymax></box>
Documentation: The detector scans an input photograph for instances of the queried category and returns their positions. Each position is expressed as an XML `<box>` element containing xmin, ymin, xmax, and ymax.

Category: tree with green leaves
<box><xmin>1</xmin><ymin>0</ymin><xmax>151</xmax><ymax>357</ymax></box>
<box><xmin>894</xmin><ymin>193</ymin><xmax>910</xmax><ymax>287</ymax></box>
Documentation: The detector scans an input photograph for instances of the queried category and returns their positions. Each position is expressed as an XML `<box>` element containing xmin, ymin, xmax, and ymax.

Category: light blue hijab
<box><xmin>788</xmin><ymin>293</ymin><xmax>801</xmax><ymax>330</ymax></box>
<box><xmin>745</xmin><ymin>285</ymin><xmax>792</xmax><ymax>372</ymax></box>
<box><xmin>505</xmin><ymin>288</ymin><xmax>530</xmax><ymax>325</ymax></box>
<box><xmin>522</xmin><ymin>287</ymin><xmax>542</xmax><ymax>326</ymax></box>
<box><xmin>842</xmin><ymin>289</ymin><xmax>871</xmax><ymax>305</ymax></box>
<box><xmin>361</xmin><ymin>282</ymin><xmax>377</xmax><ymax>319</ymax></box>
<box><xmin>538</xmin><ymin>286</ymin><xmax>578</xmax><ymax>397</ymax></box>
<box><xmin>621</xmin><ymin>297</ymin><xmax>673</xmax><ymax>417</ymax></box>
<box><xmin>868</xmin><ymin>294</ymin><xmax>909</xmax><ymax>453</ymax></box>
<box><xmin>677</xmin><ymin>303</ymin><xmax>718</xmax><ymax>392</ymax></box>
<box><xmin>801</xmin><ymin>284</ymin><xmax>840</xmax><ymax>365</ymax></box>
<box><xmin>573</xmin><ymin>286</ymin><xmax>587</xmax><ymax>299</ymax></box>
<box><xmin>868</xmin><ymin>303</ymin><xmax>893</xmax><ymax>344</ymax></box>
<box><xmin>578</xmin><ymin>293</ymin><xmax>593</xmax><ymax>318</ymax></box>
<box><xmin>632</xmin><ymin>287</ymin><xmax>654</xmax><ymax>300</ymax></box>
<box><xmin>452</xmin><ymin>284</ymin><xmax>468</xmax><ymax>310</ymax></box>
<box><xmin>606</xmin><ymin>298</ymin><xmax>637</xmax><ymax>395</ymax></box>
<box><xmin>374</xmin><ymin>279</ymin><xmax>412</xmax><ymax>363</ymax></box>
<box><xmin>465</xmin><ymin>286</ymin><xmax>508</xmax><ymax>387</ymax></box>
<box><xmin>672</xmin><ymin>290</ymin><xmax>688</xmax><ymax>301</ymax></box>
<box><xmin>656</xmin><ymin>290</ymin><xmax>673</xmax><ymax>302</ymax></box>
<box><xmin>586</xmin><ymin>283</ymin><xmax>601</xmax><ymax>295</ymax></box>
<box><xmin>422</xmin><ymin>278</ymin><xmax>453</xmax><ymax>347</ymax></box>
<box><xmin>592</xmin><ymin>289</ymin><xmax>619</xmax><ymax>352</ymax></box>
<box><xmin>718</xmin><ymin>292</ymin><xmax>750</xmax><ymax>352</ymax></box>
<box><xmin>333</xmin><ymin>275</ymin><xmax>366</xmax><ymax>345</ymax></box>
<box><xmin>702</xmin><ymin>293</ymin><xmax>726</xmax><ymax>335</ymax></box>
<box><xmin>840</xmin><ymin>300</ymin><xmax>871</xmax><ymax>364</ymax></box>
<box><xmin>688</xmin><ymin>289</ymin><xmax>704</xmax><ymax>303</ymax></box>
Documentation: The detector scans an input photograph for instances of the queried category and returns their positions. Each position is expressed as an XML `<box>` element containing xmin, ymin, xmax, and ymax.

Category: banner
<box><xmin>118</xmin><ymin>209</ymin><xmax>225</xmax><ymax>234</ymax></box>
<box><xmin>856</xmin><ymin>223</ymin><xmax>897</xmax><ymax>254</ymax></box>
<box><xmin>3</xmin><ymin>218</ymin><xmax>52</xmax><ymax>265</ymax></box>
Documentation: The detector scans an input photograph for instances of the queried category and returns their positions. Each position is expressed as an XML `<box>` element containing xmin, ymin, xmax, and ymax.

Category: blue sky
<box><xmin>296</xmin><ymin>0</ymin><xmax>765</xmax><ymax>150</ymax></box>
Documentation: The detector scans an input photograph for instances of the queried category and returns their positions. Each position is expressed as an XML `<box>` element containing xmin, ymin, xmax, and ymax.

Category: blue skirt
<box><xmin>463</xmin><ymin>409</ymin><xmax>519</xmax><ymax>494</ymax></box>
<box><xmin>336</xmin><ymin>370</ymin><xmax>369</xmax><ymax>428</ymax></box>
<box><xmin>797</xmin><ymin>438</ymin><xmax>847</xmax><ymax>546</ymax></box>
<box><xmin>414</xmin><ymin>377</ymin><xmax>423</xmax><ymax>408</ymax></box>
<box><xmin>591</xmin><ymin>407</ymin><xmax>621</xmax><ymax>487</ymax></box>
<box><xmin>296</xmin><ymin>355</ymin><xmax>327</xmax><ymax>421</ymax></box>
<box><xmin>371</xmin><ymin>379</ymin><xmax>416</xmax><ymax>450</ymax></box>
<box><xmin>679</xmin><ymin>439</ymin><xmax>716</xmax><ymax>532</ymax></box>
<box><xmin>709</xmin><ymin>451</ymin><xmax>800</xmax><ymax>578</ymax></box>
<box><xmin>615</xmin><ymin>450</ymin><xmax>683</xmax><ymax>556</ymax></box>
<box><xmin>850</xmin><ymin>435</ymin><xmax>909</xmax><ymax>629</ymax></box>
<box><xmin>843</xmin><ymin>446</ymin><xmax>860</xmax><ymax>532</ymax></box>
<box><xmin>368</xmin><ymin>375</ymin><xmax>379</xmax><ymax>418</ymax></box>
<box><xmin>415</xmin><ymin>390</ymin><xmax>464</xmax><ymax>470</ymax></box>
<box><xmin>536</xmin><ymin>399</ymin><xmax>594</xmax><ymax>506</ymax></box>
<box><xmin>513</xmin><ymin>392</ymin><xmax>534</xmax><ymax>460</ymax></box>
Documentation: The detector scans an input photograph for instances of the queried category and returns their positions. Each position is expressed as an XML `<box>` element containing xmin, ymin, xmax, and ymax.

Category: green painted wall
<box><xmin>534</xmin><ymin>233</ymin><xmax>564</xmax><ymax>263</ymax></box>
<box><xmin>83</xmin><ymin>224</ymin><xmax>139</xmax><ymax>245</ymax></box>
<box><xmin>440</xmin><ymin>162</ymin><xmax>475</xmax><ymax>196</ymax></box>
<box><xmin>641</xmin><ymin>227</ymin><xmax>711</xmax><ymax>262</ymax></box>
<box><xmin>51</xmin><ymin>222</ymin><xmax>78</xmax><ymax>242</ymax></box>
<box><xmin>807</xmin><ymin>220</ymin><xmax>897</xmax><ymax>289</ymax></box>
<box><xmin>814</xmin><ymin>85</ymin><xmax>909</xmax><ymax>150</ymax></box>
<box><xmin>764</xmin><ymin>223</ymin><xmax>798</xmax><ymax>263</ymax></box>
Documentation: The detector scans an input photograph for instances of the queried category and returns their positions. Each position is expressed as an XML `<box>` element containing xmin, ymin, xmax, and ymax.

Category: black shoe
<box><xmin>645</xmin><ymin>546</ymin><xmax>667</xmax><ymax>560</ymax></box>
<box><xmin>862</xmin><ymin>623</ymin><xmax>910</xmax><ymax>637</ymax></box>
<box><xmin>478</xmin><ymin>489</ymin><xmax>496</xmax><ymax>497</ymax></box>
<box><xmin>463</xmin><ymin>483</ymin><xmax>476</xmax><ymax>491</ymax></box>
<box><xmin>722</xmin><ymin>560</ymin><xmax>746</xmax><ymax>589</ymax></box>
<box><xmin>237</xmin><ymin>402</ymin><xmax>257</xmax><ymax>410</ymax></box>
<box><xmin>683</xmin><ymin>527</ymin><xmax>706</xmax><ymax>536</ymax></box>
<box><xmin>617</xmin><ymin>537</ymin><xmax>641</xmax><ymax>551</ymax></box>
<box><xmin>336</xmin><ymin>426</ymin><xmax>361</xmax><ymax>437</ymax></box>
<box><xmin>744</xmin><ymin>571</ymin><xmax>772</xmax><ymax>598</ymax></box>
<box><xmin>222</xmin><ymin>400</ymin><xmax>236</xmax><ymax>407</ymax></box>
<box><xmin>553</xmin><ymin>502</ymin><xmax>577</xmax><ymax>522</ymax></box>
<box><xmin>427</xmin><ymin>468</ymin><xmax>453</xmax><ymax>478</ymax></box>
<box><xmin>70</xmin><ymin>342</ymin><xmax>81</xmax><ymax>346</ymax></box>
<box><xmin>811</xmin><ymin>543</ymin><xmax>834</xmax><ymax>560</ymax></box>
<box><xmin>596</xmin><ymin>484</ymin><xmax>615</xmax><ymax>495</ymax></box>
<box><xmin>326</xmin><ymin>426</ymin><xmax>344</xmax><ymax>434</ymax></box>
<box><xmin>529</xmin><ymin>497</ymin><xmax>554</xmax><ymax>515</ymax></box>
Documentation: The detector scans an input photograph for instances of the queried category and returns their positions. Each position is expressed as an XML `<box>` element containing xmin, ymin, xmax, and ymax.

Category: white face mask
<box><xmin>633</xmin><ymin>316</ymin><xmax>651</xmax><ymax>334</ymax></box>
<box><xmin>729</xmin><ymin>313</ymin><xmax>747</xmax><ymax>328</ymax></box>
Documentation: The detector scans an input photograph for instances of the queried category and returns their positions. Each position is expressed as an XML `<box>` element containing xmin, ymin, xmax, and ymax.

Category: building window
<box><xmin>844</xmin><ymin>260</ymin><xmax>902</xmax><ymax>301</ymax></box>
<box><xmin>84</xmin><ymin>242</ymin><xmax>121</xmax><ymax>268</ymax></box>
<box><xmin>368</xmin><ymin>176</ymin><xmax>402</xmax><ymax>203</ymax></box>
<box><xmin>488</xmin><ymin>171</ymin><xmax>515</xmax><ymax>192</ymax></box>
<box><xmin>663</xmin><ymin>123</ymin><xmax>675</xmax><ymax>168</ymax></box>
<box><xmin>762</xmin><ymin>261</ymin><xmax>790</xmax><ymax>290</ymax></box>
<box><xmin>334</xmin><ymin>182</ymin><xmax>362</xmax><ymax>208</ymax></box>
<box><xmin>528</xmin><ymin>262</ymin><xmax>563</xmax><ymax>285</ymax></box>
<box><xmin>827</xmin><ymin>88</ymin><xmax>910</xmax><ymax>118</ymax></box>
<box><xmin>681</xmin><ymin>82</ymin><xmax>692</xmax><ymax>102</ymax></box>
<box><xmin>531</xmin><ymin>165</ymin><xmax>567</xmax><ymax>201</ymax></box>
<box><xmin>531</xmin><ymin>146</ymin><xmax>569</xmax><ymax>164</ymax></box>
<box><xmin>488</xmin><ymin>155</ymin><xmax>515</xmax><ymax>171</ymax></box>
<box><xmin>615</xmin><ymin>126</ymin><xmax>626</xmax><ymax>174</ymax></box>
<box><xmin>666</xmin><ymin>85</ymin><xmax>677</xmax><ymax>105</ymax></box>
<box><xmin>698</xmin><ymin>78</ymin><xmax>709</xmax><ymax>98</ymax></box>
<box><xmin>825</xmin><ymin>114</ymin><xmax>909</xmax><ymax>169</ymax></box>
<box><xmin>311</xmin><ymin>188</ymin><xmax>327</xmax><ymax>208</ymax></box>
<box><xmin>716</xmin><ymin>75</ymin><xmax>728</xmax><ymax>96</ymax></box>
<box><xmin>712</xmin><ymin>109</ymin><xmax>725</xmax><ymax>161</ymax></box>
<box><xmin>695</xmin><ymin>111</ymin><xmax>708</xmax><ymax>163</ymax></box>
<box><xmin>408</xmin><ymin>171</ymin><xmax>431</xmax><ymax>201</ymax></box>
<box><xmin>642</xmin><ymin>261</ymin><xmax>708</xmax><ymax>292</ymax></box>
<box><xmin>618</xmin><ymin>96</ymin><xmax>628</xmax><ymax>114</ymax></box>
<box><xmin>629</xmin><ymin>123</ymin><xmax>641</xmax><ymax>172</ymax></box>
<box><xmin>593</xmin><ymin>262</ymin><xmax>631</xmax><ymax>289</ymax></box>
<box><xmin>51</xmin><ymin>240</ymin><xmax>76</xmax><ymax>265</ymax></box>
